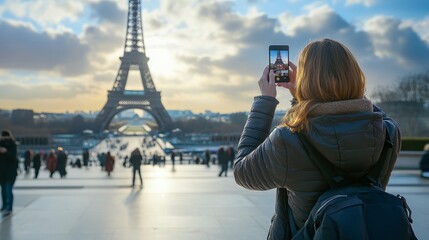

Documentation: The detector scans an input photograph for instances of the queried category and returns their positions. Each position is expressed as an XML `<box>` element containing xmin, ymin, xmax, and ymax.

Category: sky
<box><xmin>0</xmin><ymin>0</ymin><xmax>428</xmax><ymax>114</ymax></box>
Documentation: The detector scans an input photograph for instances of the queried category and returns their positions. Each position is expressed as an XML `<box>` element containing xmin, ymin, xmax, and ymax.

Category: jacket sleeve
<box><xmin>373</xmin><ymin>104</ymin><xmax>401</xmax><ymax>188</ymax></box>
<box><xmin>233</xmin><ymin>96</ymin><xmax>288</xmax><ymax>191</ymax></box>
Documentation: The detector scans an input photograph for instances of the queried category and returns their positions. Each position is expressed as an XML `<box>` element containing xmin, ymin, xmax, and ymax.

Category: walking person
<box><xmin>105</xmin><ymin>152</ymin><xmax>115</xmax><ymax>176</ymax></box>
<box><xmin>0</xmin><ymin>130</ymin><xmax>18</xmax><ymax>216</ymax></box>
<box><xmin>130</xmin><ymin>148</ymin><xmax>143</xmax><ymax>188</ymax></box>
<box><xmin>217</xmin><ymin>147</ymin><xmax>228</xmax><ymax>177</ymax></box>
<box><xmin>226</xmin><ymin>146</ymin><xmax>235</xmax><ymax>168</ymax></box>
<box><xmin>233</xmin><ymin>39</ymin><xmax>402</xmax><ymax>239</ymax></box>
<box><xmin>98</xmin><ymin>152</ymin><xmax>106</xmax><ymax>171</ymax></box>
<box><xmin>57</xmin><ymin>147</ymin><xmax>68</xmax><ymax>178</ymax></box>
<box><xmin>82</xmin><ymin>149</ymin><xmax>89</xmax><ymax>167</ymax></box>
<box><xmin>170</xmin><ymin>151</ymin><xmax>176</xmax><ymax>167</ymax></box>
<box><xmin>204</xmin><ymin>149</ymin><xmax>210</xmax><ymax>167</ymax></box>
<box><xmin>23</xmin><ymin>149</ymin><xmax>32</xmax><ymax>174</ymax></box>
<box><xmin>46</xmin><ymin>150</ymin><xmax>57</xmax><ymax>178</ymax></box>
<box><xmin>32</xmin><ymin>152</ymin><xmax>42</xmax><ymax>179</ymax></box>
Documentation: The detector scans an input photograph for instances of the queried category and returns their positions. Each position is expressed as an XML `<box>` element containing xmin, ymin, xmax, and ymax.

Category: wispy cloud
<box><xmin>345</xmin><ymin>0</ymin><xmax>375</xmax><ymax>7</ymax></box>
<box><xmin>0</xmin><ymin>0</ymin><xmax>428</xmax><ymax>113</ymax></box>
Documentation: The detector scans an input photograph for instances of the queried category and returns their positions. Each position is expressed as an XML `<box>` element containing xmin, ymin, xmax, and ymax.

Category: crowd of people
<box><xmin>0</xmin><ymin>128</ymin><xmax>240</xmax><ymax>215</ymax></box>
<box><xmin>23</xmin><ymin>147</ymin><xmax>69</xmax><ymax>179</ymax></box>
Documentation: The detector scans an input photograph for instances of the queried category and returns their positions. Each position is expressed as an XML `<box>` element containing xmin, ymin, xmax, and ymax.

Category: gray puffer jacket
<box><xmin>233</xmin><ymin>96</ymin><xmax>401</xmax><ymax>240</ymax></box>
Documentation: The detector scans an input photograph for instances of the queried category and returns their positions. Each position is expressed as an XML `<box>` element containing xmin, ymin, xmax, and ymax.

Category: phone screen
<box><xmin>269</xmin><ymin>45</ymin><xmax>289</xmax><ymax>83</ymax></box>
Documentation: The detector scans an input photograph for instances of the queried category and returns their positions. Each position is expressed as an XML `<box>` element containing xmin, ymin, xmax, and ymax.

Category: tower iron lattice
<box><xmin>95</xmin><ymin>0</ymin><xmax>173</xmax><ymax>131</ymax></box>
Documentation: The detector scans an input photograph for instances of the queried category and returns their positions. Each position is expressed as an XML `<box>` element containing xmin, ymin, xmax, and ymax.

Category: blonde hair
<box><xmin>282</xmin><ymin>39</ymin><xmax>366</xmax><ymax>132</ymax></box>
<box><xmin>424</xmin><ymin>144</ymin><xmax>429</xmax><ymax>151</ymax></box>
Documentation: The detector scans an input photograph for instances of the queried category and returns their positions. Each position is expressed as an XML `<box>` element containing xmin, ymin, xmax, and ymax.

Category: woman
<box><xmin>233</xmin><ymin>39</ymin><xmax>400</xmax><ymax>239</ymax></box>
<box><xmin>105</xmin><ymin>152</ymin><xmax>115</xmax><ymax>176</ymax></box>
<box><xmin>129</xmin><ymin>148</ymin><xmax>143</xmax><ymax>187</ymax></box>
<box><xmin>0</xmin><ymin>130</ymin><xmax>18</xmax><ymax>215</ymax></box>
<box><xmin>46</xmin><ymin>150</ymin><xmax>57</xmax><ymax>178</ymax></box>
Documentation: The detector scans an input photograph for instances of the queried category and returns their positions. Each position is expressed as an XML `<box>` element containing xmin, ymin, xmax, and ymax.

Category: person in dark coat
<box><xmin>420</xmin><ymin>144</ymin><xmax>429</xmax><ymax>178</ymax></box>
<box><xmin>23</xmin><ymin>149</ymin><xmax>32</xmax><ymax>174</ymax></box>
<box><xmin>32</xmin><ymin>152</ymin><xmax>42</xmax><ymax>179</ymax></box>
<box><xmin>98</xmin><ymin>152</ymin><xmax>106</xmax><ymax>170</ymax></box>
<box><xmin>170</xmin><ymin>151</ymin><xmax>176</xmax><ymax>167</ymax></box>
<box><xmin>0</xmin><ymin>130</ymin><xmax>18</xmax><ymax>215</ymax></box>
<box><xmin>179</xmin><ymin>152</ymin><xmax>183</xmax><ymax>165</ymax></box>
<box><xmin>105</xmin><ymin>152</ymin><xmax>115</xmax><ymax>176</ymax></box>
<box><xmin>57</xmin><ymin>147</ymin><xmax>68</xmax><ymax>178</ymax></box>
<box><xmin>227</xmin><ymin>146</ymin><xmax>235</xmax><ymax>168</ymax></box>
<box><xmin>204</xmin><ymin>149</ymin><xmax>210</xmax><ymax>167</ymax></box>
<box><xmin>130</xmin><ymin>148</ymin><xmax>143</xmax><ymax>187</ymax></box>
<box><xmin>217</xmin><ymin>147</ymin><xmax>228</xmax><ymax>177</ymax></box>
<box><xmin>82</xmin><ymin>150</ymin><xmax>89</xmax><ymax>167</ymax></box>
<box><xmin>233</xmin><ymin>39</ymin><xmax>401</xmax><ymax>239</ymax></box>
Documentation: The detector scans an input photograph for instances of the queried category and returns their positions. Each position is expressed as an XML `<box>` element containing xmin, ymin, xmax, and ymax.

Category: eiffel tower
<box><xmin>95</xmin><ymin>0</ymin><xmax>173</xmax><ymax>131</ymax></box>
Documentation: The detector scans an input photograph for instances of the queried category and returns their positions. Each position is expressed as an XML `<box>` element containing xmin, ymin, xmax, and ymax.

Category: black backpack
<box><xmin>288</xmin><ymin>132</ymin><xmax>418</xmax><ymax>240</ymax></box>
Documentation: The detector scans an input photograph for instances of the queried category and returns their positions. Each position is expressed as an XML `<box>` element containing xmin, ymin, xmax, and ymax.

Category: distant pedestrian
<box><xmin>75</xmin><ymin>158</ymin><xmax>82</xmax><ymax>168</ymax></box>
<box><xmin>205</xmin><ymin>149</ymin><xmax>211</xmax><ymax>167</ymax></box>
<box><xmin>98</xmin><ymin>152</ymin><xmax>106</xmax><ymax>170</ymax></box>
<box><xmin>420</xmin><ymin>144</ymin><xmax>429</xmax><ymax>179</ymax></box>
<box><xmin>105</xmin><ymin>152</ymin><xmax>115</xmax><ymax>176</ymax></box>
<box><xmin>0</xmin><ymin>130</ymin><xmax>18</xmax><ymax>216</ymax></box>
<box><xmin>82</xmin><ymin>149</ymin><xmax>89</xmax><ymax>167</ymax></box>
<box><xmin>122</xmin><ymin>155</ymin><xmax>129</xmax><ymax>168</ymax></box>
<box><xmin>179</xmin><ymin>152</ymin><xmax>183</xmax><ymax>165</ymax></box>
<box><xmin>130</xmin><ymin>148</ymin><xmax>143</xmax><ymax>188</ymax></box>
<box><xmin>217</xmin><ymin>147</ymin><xmax>228</xmax><ymax>177</ymax></box>
<box><xmin>227</xmin><ymin>146</ymin><xmax>235</xmax><ymax>168</ymax></box>
<box><xmin>170</xmin><ymin>151</ymin><xmax>176</xmax><ymax>167</ymax></box>
<box><xmin>23</xmin><ymin>149</ymin><xmax>32</xmax><ymax>174</ymax></box>
<box><xmin>32</xmin><ymin>152</ymin><xmax>42</xmax><ymax>179</ymax></box>
<box><xmin>57</xmin><ymin>147</ymin><xmax>68</xmax><ymax>178</ymax></box>
<box><xmin>46</xmin><ymin>150</ymin><xmax>57</xmax><ymax>178</ymax></box>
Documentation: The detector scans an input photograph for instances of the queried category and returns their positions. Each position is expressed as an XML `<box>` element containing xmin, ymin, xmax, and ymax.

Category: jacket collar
<box><xmin>308</xmin><ymin>98</ymin><xmax>373</xmax><ymax>117</ymax></box>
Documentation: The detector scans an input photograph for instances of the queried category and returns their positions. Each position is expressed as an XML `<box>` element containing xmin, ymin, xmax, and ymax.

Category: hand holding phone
<box><xmin>269</xmin><ymin>45</ymin><xmax>289</xmax><ymax>83</ymax></box>
<box><xmin>258</xmin><ymin>66</ymin><xmax>277</xmax><ymax>97</ymax></box>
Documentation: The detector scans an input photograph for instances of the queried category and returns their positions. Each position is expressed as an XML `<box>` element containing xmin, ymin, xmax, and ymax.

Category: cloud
<box><xmin>0</xmin><ymin>82</ymin><xmax>88</xmax><ymax>100</ymax></box>
<box><xmin>364</xmin><ymin>16</ymin><xmax>429</xmax><ymax>69</ymax></box>
<box><xmin>402</xmin><ymin>16</ymin><xmax>429</xmax><ymax>45</ymax></box>
<box><xmin>345</xmin><ymin>0</ymin><xmax>375</xmax><ymax>7</ymax></box>
<box><xmin>143</xmin><ymin>2</ymin><xmax>429</xmax><ymax>112</ymax></box>
<box><xmin>280</xmin><ymin>5</ymin><xmax>351</xmax><ymax>37</ymax></box>
<box><xmin>89</xmin><ymin>1</ymin><xmax>126</xmax><ymax>24</ymax></box>
<box><xmin>0</xmin><ymin>0</ymin><xmax>85</xmax><ymax>27</ymax></box>
<box><xmin>0</xmin><ymin>0</ymin><xmax>429</xmax><ymax>113</ymax></box>
<box><xmin>0</xmin><ymin>21</ymin><xmax>91</xmax><ymax>76</ymax></box>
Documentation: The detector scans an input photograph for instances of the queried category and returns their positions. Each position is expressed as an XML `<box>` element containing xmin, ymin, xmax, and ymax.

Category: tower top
<box><xmin>274</xmin><ymin>51</ymin><xmax>284</xmax><ymax>65</ymax></box>
<box><xmin>124</xmin><ymin>0</ymin><xmax>145</xmax><ymax>53</ymax></box>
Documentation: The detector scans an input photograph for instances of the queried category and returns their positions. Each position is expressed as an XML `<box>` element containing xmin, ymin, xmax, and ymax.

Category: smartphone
<box><xmin>269</xmin><ymin>45</ymin><xmax>289</xmax><ymax>83</ymax></box>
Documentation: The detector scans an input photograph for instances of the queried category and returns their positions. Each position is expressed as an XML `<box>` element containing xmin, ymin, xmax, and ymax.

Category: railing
<box><xmin>395</xmin><ymin>151</ymin><xmax>424</xmax><ymax>170</ymax></box>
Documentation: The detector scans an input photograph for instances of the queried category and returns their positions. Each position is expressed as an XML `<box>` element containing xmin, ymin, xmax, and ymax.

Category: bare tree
<box><xmin>372</xmin><ymin>71</ymin><xmax>429</xmax><ymax>137</ymax></box>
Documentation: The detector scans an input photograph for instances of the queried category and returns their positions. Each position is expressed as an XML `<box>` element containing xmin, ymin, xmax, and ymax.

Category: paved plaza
<box><xmin>1</xmin><ymin>136</ymin><xmax>428</xmax><ymax>240</ymax></box>
<box><xmin>1</xmin><ymin>162</ymin><xmax>428</xmax><ymax>240</ymax></box>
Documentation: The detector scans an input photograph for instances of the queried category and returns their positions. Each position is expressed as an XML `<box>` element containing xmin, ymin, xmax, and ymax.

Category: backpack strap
<box><xmin>296</xmin><ymin>125</ymin><xmax>393</xmax><ymax>189</ymax></box>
